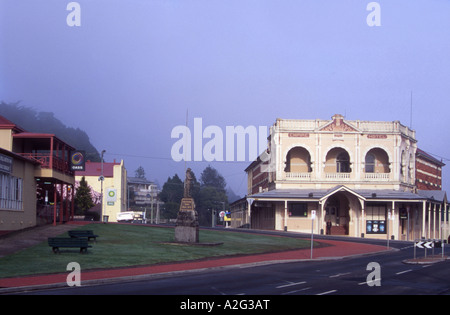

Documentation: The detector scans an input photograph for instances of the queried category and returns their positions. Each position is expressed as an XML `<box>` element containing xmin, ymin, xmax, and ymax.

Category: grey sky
<box><xmin>1</xmin><ymin>0</ymin><xmax>450</xmax><ymax>196</ymax></box>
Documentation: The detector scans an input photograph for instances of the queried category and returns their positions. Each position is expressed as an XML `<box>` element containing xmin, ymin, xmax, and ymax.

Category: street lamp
<box><xmin>99</xmin><ymin>150</ymin><xmax>106</xmax><ymax>222</ymax></box>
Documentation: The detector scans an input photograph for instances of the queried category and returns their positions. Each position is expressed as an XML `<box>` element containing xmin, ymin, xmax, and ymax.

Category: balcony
<box><xmin>283</xmin><ymin>171</ymin><xmax>392</xmax><ymax>184</ymax></box>
<box><xmin>13</xmin><ymin>133</ymin><xmax>75</xmax><ymax>182</ymax></box>
<box><xmin>18</xmin><ymin>153</ymin><xmax>73</xmax><ymax>176</ymax></box>
<box><xmin>285</xmin><ymin>172</ymin><xmax>312</xmax><ymax>180</ymax></box>
<box><xmin>325</xmin><ymin>173</ymin><xmax>351</xmax><ymax>180</ymax></box>
<box><xmin>364</xmin><ymin>172</ymin><xmax>390</xmax><ymax>181</ymax></box>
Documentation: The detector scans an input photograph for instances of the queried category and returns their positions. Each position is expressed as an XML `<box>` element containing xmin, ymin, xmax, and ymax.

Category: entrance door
<box><xmin>251</xmin><ymin>204</ymin><xmax>275</xmax><ymax>230</ymax></box>
<box><xmin>325</xmin><ymin>195</ymin><xmax>349</xmax><ymax>235</ymax></box>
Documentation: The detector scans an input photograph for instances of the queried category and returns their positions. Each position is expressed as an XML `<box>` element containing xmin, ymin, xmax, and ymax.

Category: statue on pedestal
<box><xmin>174</xmin><ymin>168</ymin><xmax>199</xmax><ymax>243</ymax></box>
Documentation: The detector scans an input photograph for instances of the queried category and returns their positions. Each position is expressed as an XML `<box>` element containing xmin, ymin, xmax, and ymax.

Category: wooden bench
<box><xmin>68</xmin><ymin>230</ymin><xmax>99</xmax><ymax>242</ymax></box>
<box><xmin>48</xmin><ymin>237</ymin><xmax>92</xmax><ymax>254</ymax></box>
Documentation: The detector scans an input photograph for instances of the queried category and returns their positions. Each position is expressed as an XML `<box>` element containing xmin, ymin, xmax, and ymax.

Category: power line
<box><xmin>105</xmin><ymin>152</ymin><xmax>253</xmax><ymax>164</ymax></box>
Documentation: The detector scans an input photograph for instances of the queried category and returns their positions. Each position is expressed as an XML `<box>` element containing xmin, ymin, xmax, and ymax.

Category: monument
<box><xmin>174</xmin><ymin>168</ymin><xmax>199</xmax><ymax>243</ymax></box>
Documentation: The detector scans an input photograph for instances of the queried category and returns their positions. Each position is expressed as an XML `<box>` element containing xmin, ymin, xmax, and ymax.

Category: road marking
<box><xmin>329</xmin><ymin>272</ymin><xmax>350</xmax><ymax>278</ymax></box>
<box><xmin>396</xmin><ymin>269</ymin><xmax>412</xmax><ymax>275</ymax></box>
<box><xmin>316</xmin><ymin>290</ymin><xmax>337</xmax><ymax>295</ymax></box>
<box><xmin>358</xmin><ymin>279</ymin><xmax>379</xmax><ymax>286</ymax></box>
<box><xmin>276</xmin><ymin>281</ymin><xmax>307</xmax><ymax>289</ymax></box>
<box><xmin>281</xmin><ymin>287</ymin><xmax>312</xmax><ymax>295</ymax></box>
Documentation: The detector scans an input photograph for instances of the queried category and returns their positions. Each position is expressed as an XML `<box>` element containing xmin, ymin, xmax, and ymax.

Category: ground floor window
<box><xmin>366</xmin><ymin>204</ymin><xmax>386</xmax><ymax>234</ymax></box>
<box><xmin>0</xmin><ymin>173</ymin><xmax>23</xmax><ymax>210</ymax></box>
<box><xmin>289</xmin><ymin>203</ymin><xmax>308</xmax><ymax>217</ymax></box>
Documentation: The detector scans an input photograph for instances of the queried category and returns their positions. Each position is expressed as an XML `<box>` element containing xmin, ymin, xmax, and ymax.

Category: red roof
<box><xmin>0</xmin><ymin>115</ymin><xmax>25</xmax><ymax>132</ymax></box>
<box><xmin>75</xmin><ymin>161</ymin><xmax>119</xmax><ymax>177</ymax></box>
<box><xmin>417</xmin><ymin>148</ymin><xmax>446</xmax><ymax>167</ymax></box>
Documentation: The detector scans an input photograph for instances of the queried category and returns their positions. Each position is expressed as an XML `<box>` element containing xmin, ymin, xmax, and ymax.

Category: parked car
<box><xmin>116</xmin><ymin>211</ymin><xmax>134</xmax><ymax>223</ymax></box>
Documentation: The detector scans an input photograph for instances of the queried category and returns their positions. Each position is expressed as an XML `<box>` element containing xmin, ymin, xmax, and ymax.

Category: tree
<box><xmin>159</xmin><ymin>174</ymin><xmax>184</xmax><ymax>219</ymax></box>
<box><xmin>200</xmin><ymin>165</ymin><xmax>226</xmax><ymax>192</ymax></box>
<box><xmin>196</xmin><ymin>186</ymin><xmax>228</xmax><ymax>226</ymax></box>
<box><xmin>197</xmin><ymin>166</ymin><xmax>228</xmax><ymax>226</ymax></box>
<box><xmin>74</xmin><ymin>176</ymin><xmax>95</xmax><ymax>214</ymax></box>
<box><xmin>0</xmin><ymin>102</ymin><xmax>101</xmax><ymax>162</ymax></box>
<box><xmin>135</xmin><ymin>166</ymin><xmax>146</xmax><ymax>179</ymax></box>
<box><xmin>159</xmin><ymin>167</ymin><xmax>229</xmax><ymax>225</ymax></box>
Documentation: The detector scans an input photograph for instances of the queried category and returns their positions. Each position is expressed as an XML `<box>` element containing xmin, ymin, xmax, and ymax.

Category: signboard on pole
<box><xmin>106</xmin><ymin>188</ymin><xmax>117</xmax><ymax>202</ymax></box>
<box><xmin>310</xmin><ymin>210</ymin><xmax>316</xmax><ymax>259</ymax></box>
<box><xmin>415</xmin><ymin>241</ymin><xmax>434</xmax><ymax>249</ymax></box>
<box><xmin>70</xmin><ymin>150</ymin><xmax>86</xmax><ymax>171</ymax></box>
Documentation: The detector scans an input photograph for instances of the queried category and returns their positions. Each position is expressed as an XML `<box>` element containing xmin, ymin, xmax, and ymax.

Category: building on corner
<box><xmin>231</xmin><ymin>114</ymin><xmax>449</xmax><ymax>241</ymax></box>
<box><xmin>75</xmin><ymin>160</ymin><xmax>127</xmax><ymax>222</ymax></box>
<box><xmin>0</xmin><ymin>115</ymin><xmax>77</xmax><ymax>231</ymax></box>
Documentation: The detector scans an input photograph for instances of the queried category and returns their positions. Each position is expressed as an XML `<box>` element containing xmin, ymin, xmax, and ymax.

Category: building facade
<box><xmin>0</xmin><ymin>116</ymin><xmax>76</xmax><ymax>231</ymax></box>
<box><xmin>75</xmin><ymin>160</ymin><xmax>127</xmax><ymax>223</ymax></box>
<box><xmin>232</xmin><ymin>114</ymin><xmax>449</xmax><ymax>241</ymax></box>
<box><xmin>127</xmin><ymin>177</ymin><xmax>162</xmax><ymax>223</ymax></box>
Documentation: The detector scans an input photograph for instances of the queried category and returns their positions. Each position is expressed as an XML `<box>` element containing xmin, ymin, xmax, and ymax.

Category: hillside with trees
<box><xmin>0</xmin><ymin>101</ymin><xmax>100</xmax><ymax>162</ymax></box>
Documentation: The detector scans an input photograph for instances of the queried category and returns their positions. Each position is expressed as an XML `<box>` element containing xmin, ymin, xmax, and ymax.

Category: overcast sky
<box><xmin>1</xmin><ymin>0</ymin><xmax>450</xmax><ymax>196</ymax></box>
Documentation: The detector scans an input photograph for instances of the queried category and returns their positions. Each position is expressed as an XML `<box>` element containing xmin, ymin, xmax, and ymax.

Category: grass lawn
<box><xmin>0</xmin><ymin>224</ymin><xmax>313</xmax><ymax>278</ymax></box>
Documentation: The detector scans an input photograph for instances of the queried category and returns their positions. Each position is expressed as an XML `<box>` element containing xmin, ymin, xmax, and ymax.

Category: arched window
<box><xmin>285</xmin><ymin>147</ymin><xmax>312</xmax><ymax>173</ymax></box>
<box><xmin>325</xmin><ymin>148</ymin><xmax>352</xmax><ymax>174</ymax></box>
<box><xmin>365</xmin><ymin>154</ymin><xmax>376</xmax><ymax>173</ymax></box>
<box><xmin>365</xmin><ymin>148</ymin><xmax>390</xmax><ymax>173</ymax></box>
<box><xmin>336</xmin><ymin>152</ymin><xmax>351</xmax><ymax>173</ymax></box>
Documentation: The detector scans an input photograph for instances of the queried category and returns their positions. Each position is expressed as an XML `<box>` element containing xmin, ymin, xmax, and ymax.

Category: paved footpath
<box><xmin>0</xmin><ymin>222</ymin><xmax>390</xmax><ymax>291</ymax></box>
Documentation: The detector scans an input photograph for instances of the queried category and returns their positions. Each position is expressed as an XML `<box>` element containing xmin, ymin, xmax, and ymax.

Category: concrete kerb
<box><xmin>402</xmin><ymin>256</ymin><xmax>450</xmax><ymax>265</ymax></box>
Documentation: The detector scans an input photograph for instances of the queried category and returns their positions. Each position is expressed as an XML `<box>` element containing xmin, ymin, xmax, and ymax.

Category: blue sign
<box><xmin>366</xmin><ymin>220</ymin><xmax>386</xmax><ymax>234</ymax></box>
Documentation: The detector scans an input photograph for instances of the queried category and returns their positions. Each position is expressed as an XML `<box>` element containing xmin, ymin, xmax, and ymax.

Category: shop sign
<box><xmin>366</xmin><ymin>220</ymin><xmax>386</xmax><ymax>234</ymax></box>
<box><xmin>70</xmin><ymin>150</ymin><xmax>85</xmax><ymax>171</ymax></box>
<box><xmin>0</xmin><ymin>153</ymin><xmax>12</xmax><ymax>174</ymax></box>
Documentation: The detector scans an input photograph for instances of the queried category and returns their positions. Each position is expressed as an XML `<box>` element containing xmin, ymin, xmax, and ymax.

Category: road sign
<box><xmin>415</xmin><ymin>241</ymin><xmax>434</xmax><ymax>249</ymax></box>
<box><xmin>311</xmin><ymin>210</ymin><xmax>316</xmax><ymax>220</ymax></box>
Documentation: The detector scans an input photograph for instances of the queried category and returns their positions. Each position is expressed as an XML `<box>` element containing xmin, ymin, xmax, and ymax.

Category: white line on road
<box><xmin>329</xmin><ymin>272</ymin><xmax>351</xmax><ymax>278</ymax></box>
<box><xmin>276</xmin><ymin>281</ymin><xmax>307</xmax><ymax>289</ymax></box>
<box><xmin>396</xmin><ymin>269</ymin><xmax>412</xmax><ymax>275</ymax></box>
<box><xmin>358</xmin><ymin>279</ymin><xmax>379</xmax><ymax>286</ymax></box>
<box><xmin>316</xmin><ymin>290</ymin><xmax>337</xmax><ymax>295</ymax></box>
<box><xmin>281</xmin><ymin>287</ymin><xmax>312</xmax><ymax>295</ymax></box>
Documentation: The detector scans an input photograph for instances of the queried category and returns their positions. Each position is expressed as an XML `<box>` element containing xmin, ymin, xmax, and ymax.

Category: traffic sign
<box><xmin>415</xmin><ymin>241</ymin><xmax>434</xmax><ymax>249</ymax></box>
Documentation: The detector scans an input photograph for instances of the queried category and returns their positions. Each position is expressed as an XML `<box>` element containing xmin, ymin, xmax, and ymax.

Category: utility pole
<box><xmin>100</xmin><ymin>150</ymin><xmax>106</xmax><ymax>222</ymax></box>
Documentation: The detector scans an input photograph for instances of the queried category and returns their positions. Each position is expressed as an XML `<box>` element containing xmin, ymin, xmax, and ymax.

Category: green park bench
<box><xmin>68</xmin><ymin>230</ymin><xmax>99</xmax><ymax>242</ymax></box>
<box><xmin>48</xmin><ymin>237</ymin><xmax>92</xmax><ymax>254</ymax></box>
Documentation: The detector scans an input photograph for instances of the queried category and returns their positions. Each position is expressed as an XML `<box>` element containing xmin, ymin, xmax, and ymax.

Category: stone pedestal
<box><xmin>175</xmin><ymin>198</ymin><xmax>199</xmax><ymax>243</ymax></box>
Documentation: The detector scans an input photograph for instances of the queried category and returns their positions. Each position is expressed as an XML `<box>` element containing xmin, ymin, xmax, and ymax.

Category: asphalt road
<box><xmin>19</xmin><ymin>236</ymin><xmax>450</xmax><ymax>296</ymax></box>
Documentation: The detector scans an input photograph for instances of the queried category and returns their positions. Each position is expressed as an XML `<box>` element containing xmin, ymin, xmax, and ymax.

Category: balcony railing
<box><xmin>285</xmin><ymin>172</ymin><xmax>312</xmax><ymax>180</ymax></box>
<box><xmin>325</xmin><ymin>173</ymin><xmax>351</xmax><ymax>180</ymax></box>
<box><xmin>18</xmin><ymin>153</ymin><xmax>73</xmax><ymax>175</ymax></box>
<box><xmin>364</xmin><ymin>173</ymin><xmax>390</xmax><ymax>181</ymax></box>
<box><xmin>284</xmin><ymin>171</ymin><xmax>391</xmax><ymax>182</ymax></box>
